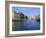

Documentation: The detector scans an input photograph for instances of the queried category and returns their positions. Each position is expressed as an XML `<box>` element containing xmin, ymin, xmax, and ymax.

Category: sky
<box><xmin>12</xmin><ymin>7</ymin><xmax>40</xmax><ymax>16</ymax></box>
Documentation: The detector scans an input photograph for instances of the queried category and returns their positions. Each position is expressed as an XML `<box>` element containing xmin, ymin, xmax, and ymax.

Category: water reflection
<box><xmin>12</xmin><ymin>19</ymin><xmax>40</xmax><ymax>31</ymax></box>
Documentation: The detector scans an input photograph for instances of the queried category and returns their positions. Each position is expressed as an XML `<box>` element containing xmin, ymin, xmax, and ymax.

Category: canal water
<box><xmin>12</xmin><ymin>19</ymin><xmax>40</xmax><ymax>31</ymax></box>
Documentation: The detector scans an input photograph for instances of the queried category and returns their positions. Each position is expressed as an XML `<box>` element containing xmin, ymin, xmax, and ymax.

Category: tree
<box><xmin>36</xmin><ymin>15</ymin><xmax>40</xmax><ymax>23</ymax></box>
<box><xmin>25</xmin><ymin>16</ymin><xmax>28</xmax><ymax>19</ymax></box>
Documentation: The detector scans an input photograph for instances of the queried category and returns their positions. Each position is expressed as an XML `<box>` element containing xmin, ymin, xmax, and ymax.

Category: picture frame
<box><xmin>5</xmin><ymin>1</ymin><xmax>45</xmax><ymax>37</ymax></box>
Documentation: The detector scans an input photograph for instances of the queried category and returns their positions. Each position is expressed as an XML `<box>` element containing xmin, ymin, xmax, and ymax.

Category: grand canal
<box><xmin>12</xmin><ymin>19</ymin><xmax>40</xmax><ymax>31</ymax></box>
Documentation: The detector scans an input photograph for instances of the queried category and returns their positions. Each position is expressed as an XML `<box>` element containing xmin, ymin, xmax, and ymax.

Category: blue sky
<box><xmin>12</xmin><ymin>7</ymin><xmax>40</xmax><ymax>16</ymax></box>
